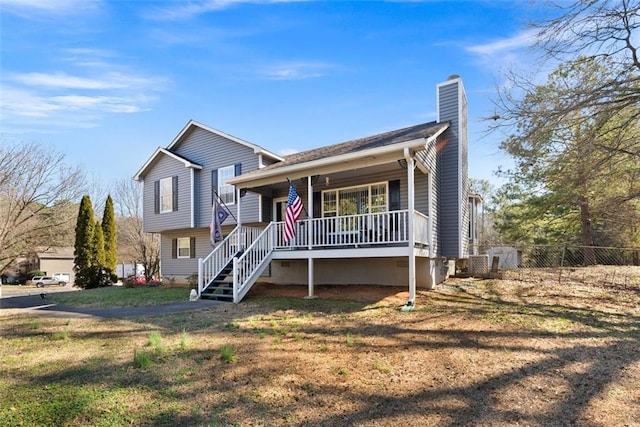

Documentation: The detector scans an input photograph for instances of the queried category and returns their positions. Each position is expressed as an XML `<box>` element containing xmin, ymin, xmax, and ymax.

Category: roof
<box><xmin>469</xmin><ymin>193</ymin><xmax>483</xmax><ymax>203</ymax></box>
<box><xmin>133</xmin><ymin>147</ymin><xmax>203</xmax><ymax>181</ymax></box>
<box><xmin>36</xmin><ymin>247</ymin><xmax>75</xmax><ymax>259</ymax></box>
<box><xmin>168</xmin><ymin>120</ymin><xmax>284</xmax><ymax>162</ymax></box>
<box><xmin>228</xmin><ymin>121</ymin><xmax>449</xmax><ymax>187</ymax></box>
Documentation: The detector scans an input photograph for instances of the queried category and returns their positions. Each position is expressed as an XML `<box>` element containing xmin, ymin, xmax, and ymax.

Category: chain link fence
<box><xmin>470</xmin><ymin>244</ymin><xmax>640</xmax><ymax>288</ymax></box>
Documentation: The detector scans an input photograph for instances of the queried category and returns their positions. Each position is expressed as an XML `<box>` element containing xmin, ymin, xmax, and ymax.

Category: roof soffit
<box><xmin>133</xmin><ymin>147</ymin><xmax>202</xmax><ymax>181</ymax></box>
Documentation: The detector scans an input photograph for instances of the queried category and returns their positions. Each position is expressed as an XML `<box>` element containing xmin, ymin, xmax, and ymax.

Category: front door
<box><xmin>273</xmin><ymin>197</ymin><xmax>288</xmax><ymax>222</ymax></box>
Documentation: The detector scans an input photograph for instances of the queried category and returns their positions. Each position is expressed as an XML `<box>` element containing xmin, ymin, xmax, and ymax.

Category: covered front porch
<box><xmin>208</xmin><ymin>124</ymin><xmax>450</xmax><ymax>303</ymax></box>
<box><xmin>197</xmin><ymin>208</ymin><xmax>442</xmax><ymax>304</ymax></box>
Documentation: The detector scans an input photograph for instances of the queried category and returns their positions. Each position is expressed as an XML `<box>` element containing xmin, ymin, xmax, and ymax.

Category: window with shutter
<box><xmin>176</xmin><ymin>237</ymin><xmax>191</xmax><ymax>258</ymax></box>
<box><xmin>157</xmin><ymin>176</ymin><xmax>178</xmax><ymax>213</ymax></box>
<box><xmin>159</xmin><ymin>177</ymin><xmax>173</xmax><ymax>213</ymax></box>
<box><xmin>217</xmin><ymin>164</ymin><xmax>239</xmax><ymax>205</ymax></box>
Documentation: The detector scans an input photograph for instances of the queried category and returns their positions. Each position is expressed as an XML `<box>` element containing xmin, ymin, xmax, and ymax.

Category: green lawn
<box><xmin>48</xmin><ymin>286</ymin><xmax>192</xmax><ymax>308</ymax></box>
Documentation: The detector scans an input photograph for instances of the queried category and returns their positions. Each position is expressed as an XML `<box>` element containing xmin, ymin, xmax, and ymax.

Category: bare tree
<box><xmin>493</xmin><ymin>0</ymin><xmax>640</xmax><ymax>154</ymax></box>
<box><xmin>487</xmin><ymin>1</ymin><xmax>640</xmax><ymax>256</ymax></box>
<box><xmin>0</xmin><ymin>141</ymin><xmax>85</xmax><ymax>274</ymax></box>
<box><xmin>111</xmin><ymin>177</ymin><xmax>160</xmax><ymax>281</ymax></box>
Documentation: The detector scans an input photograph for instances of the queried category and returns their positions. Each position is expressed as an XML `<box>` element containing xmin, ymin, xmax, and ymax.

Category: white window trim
<box><xmin>321</xmin><ymin>181</ymin><xmax>388</xmax><ymax>217</ymax></box>
<box><xmin>218</xmin><ymin>165</ymin><xmax>236</xmax><ymax>206</ymax></box>
<box><xmin>177</xmin><ymin>237</ymin><xmax>191</xmax><ymax>259</ymax></box>
<box><xmin>159</xmin><ymin>177</ymin><xmax>173</xmax><ymax>213</ymax></box>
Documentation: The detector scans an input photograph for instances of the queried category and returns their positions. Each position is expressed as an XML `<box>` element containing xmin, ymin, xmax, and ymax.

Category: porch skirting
<box><xmin>258</xmin><ymin>257</ymin><xmax>451</xmax><ymax>289</ymax></box>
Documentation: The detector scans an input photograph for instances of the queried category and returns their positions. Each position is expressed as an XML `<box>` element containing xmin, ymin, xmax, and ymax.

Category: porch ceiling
<box><xmin>244</xmin><ymin>160</ymin><xmax>411</xmax><ymax>196</ymax></box>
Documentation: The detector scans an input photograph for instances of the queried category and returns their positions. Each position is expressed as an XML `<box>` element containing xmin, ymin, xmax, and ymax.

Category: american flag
<box><xmin>284</xmin><ymin>183</ymin><xmax>303</xmax><ymax>243</ymax></box>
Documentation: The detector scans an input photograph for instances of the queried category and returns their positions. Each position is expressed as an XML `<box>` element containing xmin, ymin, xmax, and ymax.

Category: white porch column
<box><xmin>404</xmin><ymin>148</ymin><xmax>416</xmax><ymax>304</ymax></box>
<box><xmin>306</xmin><ymin>175</ymin><xmax>315</xmax><ymax>299</ymax></box>
<box><xmin>236</xmin><ymin>187</ymin><xmax>242</xmax><ymax>227</ymax></box>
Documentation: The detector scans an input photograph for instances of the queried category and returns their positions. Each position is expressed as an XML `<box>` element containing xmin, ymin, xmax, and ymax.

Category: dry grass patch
<box><xmin>1</xmin><ymin>278</ymin><xmax>639</xmax><ymax>426</ymax></box>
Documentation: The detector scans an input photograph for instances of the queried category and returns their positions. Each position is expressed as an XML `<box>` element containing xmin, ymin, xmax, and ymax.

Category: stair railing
<box><xmin>197</xmin><ymin>226</ymin><xmax>241</xmax><ymax>297</ymax></box>
<box><xmin>232</xmin><ymin>222</ymin><xmax>275</xmax><ymax>303</ymax></box>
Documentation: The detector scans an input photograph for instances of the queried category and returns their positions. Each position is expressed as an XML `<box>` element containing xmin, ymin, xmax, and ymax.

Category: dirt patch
<box><xmin>2</xmin><ymin>275</ymin><xmax>639</xmax><ymax>426</ymax></box>
<box><xmin>248</xmin><ymin>282</ymin><xmax>411</xmax><ymax>303</ymax></box>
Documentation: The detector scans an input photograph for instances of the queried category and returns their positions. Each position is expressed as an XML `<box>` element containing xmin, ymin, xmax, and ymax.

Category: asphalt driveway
<box><xmin>0</xmin><ymin>293</ymin><xmax>225</xmax><ymax>319</ymax></box>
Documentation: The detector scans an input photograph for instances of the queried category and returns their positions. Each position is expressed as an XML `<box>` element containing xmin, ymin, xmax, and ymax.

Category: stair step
<box><xmin>200</xmin><ymin>293</ymin><xmax>233</xmax><ymax>301</ymax></box>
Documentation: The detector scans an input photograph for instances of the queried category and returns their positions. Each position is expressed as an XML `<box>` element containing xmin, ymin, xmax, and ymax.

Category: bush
<box><xmin>27</xmin><ymin>270</ymin><xmax>45</xmax><ymax>279</ymax></box>
<box><xmin>75</xmin><ymin>266</ymin><xmax>113</xmax><ymax>289</ymax></box>
<box><xmin>123</xmin><ymin>276</ymin><xmax>162</xmax><ymax>288</ymax></box>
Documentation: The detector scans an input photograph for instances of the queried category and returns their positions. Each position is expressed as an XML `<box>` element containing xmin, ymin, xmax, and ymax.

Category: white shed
<box><xmin>487</xmin><ymin>246</ymin><xmax>521</xmax><ymax>269</ymax></box>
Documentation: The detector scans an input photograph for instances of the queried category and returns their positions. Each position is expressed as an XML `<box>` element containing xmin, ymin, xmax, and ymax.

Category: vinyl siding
<box><xmin>170</xmin><ymin>127</ymin><xmax>264</xmax><ymax>227</ymax></box>
<box><xmin>460</xmin><ymin>90</ymin><xmax>469</xmax><ymax>257</ymax></box>
<box><xmin>142</xmin><ymin>154</ymin><xmax>193</xmax><ymax>233</ymax></box>
<box><xmin>437</xmin><ymin>78</ymin><xmax>469</xmax><ymax>258</ymax></box>
<box><xmin>416</xmin><ymin>144</ymin><xmax>440</xmax><ymax>256</ymax></box>
<box><xmin>161</xmin><ymin>228</ymin><xmax>213</xmax><ymax>278</ymax></box>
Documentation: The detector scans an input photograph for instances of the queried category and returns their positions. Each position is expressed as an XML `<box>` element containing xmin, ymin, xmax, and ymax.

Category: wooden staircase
<box><xmin>199</xmin><ymin>250</ymin><xmax>242</xmax><ymax>301</ymax></box>
<box><xmin>197</xmin><ymin>225</ymin><xmax>274</xmax><ymax>303</ymax></box>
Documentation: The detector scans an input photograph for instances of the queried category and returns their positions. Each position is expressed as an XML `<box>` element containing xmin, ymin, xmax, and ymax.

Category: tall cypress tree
<box><xmin>93</xmin><ymin>219</ymin><xmax>106</xmax><ymax>268</ymax></box>
<box><xmin>102</xmin><ymin>194</ymin><xmax>117</xmax><ymax>274</ymax></box>
<box><xmin>74</xmin><ymin>195</ymin><xmax>95</xmax><ymax>276</ymax></box>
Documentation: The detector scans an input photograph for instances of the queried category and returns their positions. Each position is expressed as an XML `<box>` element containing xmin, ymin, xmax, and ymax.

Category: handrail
<box><xmin>233</xmin><ymin>223</ymin><xmax>275</xmax><ymax>303</ymax></box>
<box><xmin>197</xmin><ymin>225</ymin><xmax>241</xmax><ymax>297</ymax></box>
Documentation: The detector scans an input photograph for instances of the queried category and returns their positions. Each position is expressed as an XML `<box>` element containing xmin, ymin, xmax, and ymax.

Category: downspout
<box><xmin>404</xmin><ymin>148</ymin><xmax>416</xmax><ymax>307</ymax></box>
<box><xmin>428</xmin><ymin>170</ymin><xmax>434</xmax><ymax>252</ymax></box>
<box><xmin>190</xmin><ymin>168</ymin><xmax>195</xmax><ymax>228</ymax></box>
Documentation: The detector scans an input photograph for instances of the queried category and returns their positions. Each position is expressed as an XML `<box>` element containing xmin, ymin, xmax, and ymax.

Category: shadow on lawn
<box><xmin>301</xmin><ymin>283</ymin><xmax>640</xmax><ymax>426</ymax></box>
<box><xmin>5</xmin><ymin>280</ymin><xmax>640</xmax><ymax>426</ymax></box>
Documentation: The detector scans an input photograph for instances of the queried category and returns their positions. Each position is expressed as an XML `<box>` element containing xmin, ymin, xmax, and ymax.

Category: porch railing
<box><xmin>273</xmin><ymin>210</ymin><xmax>429</xmax><ymax>249</ymax></box>
<box><xmin>413</xmin><ymin>211</ymin><xmax>430</xmax><ymax>246</ymax></box>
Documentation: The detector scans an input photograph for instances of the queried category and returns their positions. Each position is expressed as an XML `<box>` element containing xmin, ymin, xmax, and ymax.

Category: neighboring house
<box><xmin>25</xmin><ymin>247</ymin><xmax>75</xmax><ymax>284</ymax></box>
<box><xmin>135</xmin><ymin>75</ymin><xmax>473</xmax><ymax>304</ymax></box>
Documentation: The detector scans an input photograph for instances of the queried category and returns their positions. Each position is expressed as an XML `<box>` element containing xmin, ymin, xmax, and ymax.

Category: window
<box><xmin>172</xmin><ymin>237</ymin><xmax>195</xmax><ymax>259</ymax></box>
<box><xmin>322</xmin><ymin>182</ymin><xmax>388</xmax><ymax>217</ymax></box>
<box><xmin>159</xmin><ymin>177</ymin><xmax>173</xmax><ymax>213</ymax></box>
<box><xmin>218</xmin><ymin>165</ymin><xmax>236</xmax><ymax>205</ymax></box>
<box><xmin>155</xmin><ymin>176</ymin><xmax>177</xmax><ymax>214</ymax></box>
<box><xmin>177</xmin><ymin>237</ymin><xmax>191</xmax><ymax>258</ymax></box>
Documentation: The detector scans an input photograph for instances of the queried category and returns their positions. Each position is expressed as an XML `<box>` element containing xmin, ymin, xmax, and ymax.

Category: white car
<box><xmin>30</xmin><ymin>276</ymin><xmax>67</xmax><ymax>287</ymax></box>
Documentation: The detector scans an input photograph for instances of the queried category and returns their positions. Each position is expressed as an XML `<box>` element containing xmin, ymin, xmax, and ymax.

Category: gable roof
<box><xmin>133</xmin><ymin>147</ymin><xmax>203</xmax><ymax>181</ymax></box>
<box><xmin>36</xmin><ymin>247</ymin><xmax>75</xmax><ymax>259</ymax></box>
<box><xmin>169</xmin><ymin>119</ymin><xmax>284</xmax><ymax>162</ymax></box>
<box><xmin>228</xmin><ymin>121</ymin><xmax>449</xmax><ymax>187</ymax></box>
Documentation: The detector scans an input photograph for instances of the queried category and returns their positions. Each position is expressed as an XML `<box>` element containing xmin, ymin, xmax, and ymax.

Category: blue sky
<box><xmin>1</xmin><ymin>0</ymin><xmax>548</xmax><ymax>188</ymax></box>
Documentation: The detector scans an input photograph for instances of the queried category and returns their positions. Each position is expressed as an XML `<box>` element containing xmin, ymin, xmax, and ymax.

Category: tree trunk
<box><xmin>580</xmin><ymin>196</ymin><xmax>596</xmax><ymax>265</ymax></box>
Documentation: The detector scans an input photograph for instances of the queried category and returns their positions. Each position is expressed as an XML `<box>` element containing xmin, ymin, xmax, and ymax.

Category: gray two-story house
<box><xmin>135</xmin><ymin>75</ymin><xmax>470</xmax><ymax>304</ymax></box>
